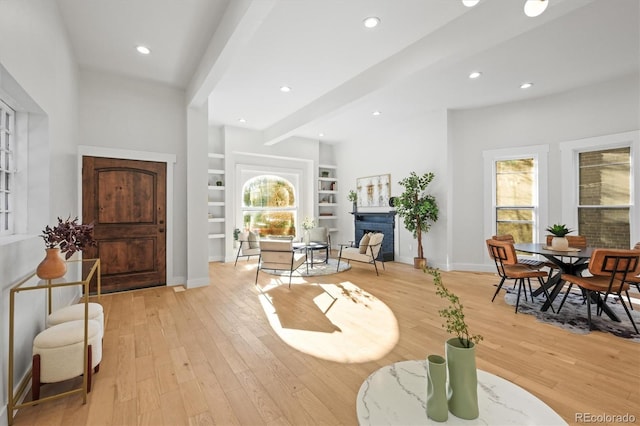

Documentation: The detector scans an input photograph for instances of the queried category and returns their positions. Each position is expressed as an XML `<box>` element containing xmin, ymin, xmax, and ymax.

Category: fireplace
<box><xmin>353</xmin><ymin>211</ymin><xmax>395</xmax><ymax>261</ymax></box>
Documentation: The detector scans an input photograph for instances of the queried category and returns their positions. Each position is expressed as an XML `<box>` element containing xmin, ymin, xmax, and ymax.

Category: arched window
<box><xmin>242</xmin><ymin>175</ymin><xmax>297</xmax><ymax>237</ymax></box>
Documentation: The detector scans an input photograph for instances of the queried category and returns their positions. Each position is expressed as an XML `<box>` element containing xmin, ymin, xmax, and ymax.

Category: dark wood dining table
<box><xmin>514</xmin><ymin>243</ymin><xmax>620</xmax><ymax>321</ymax></box>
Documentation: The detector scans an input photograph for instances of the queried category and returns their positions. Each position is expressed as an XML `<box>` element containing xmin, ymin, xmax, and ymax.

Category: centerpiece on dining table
<box><xmin>545</xmin><ymin>223</ymin><xmax>574</xmax><ymax>251</ymax></box>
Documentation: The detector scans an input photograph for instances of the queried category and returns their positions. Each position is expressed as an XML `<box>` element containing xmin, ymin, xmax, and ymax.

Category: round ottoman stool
<box><xmin>32</xmin><ymin>319</ymin><xmax>102</xmax><ymax>400</ymax></box>
<box><xmin>47</xmin><ymin>302</ymin><xmax>104</xmax><ymax>337</ymax></box>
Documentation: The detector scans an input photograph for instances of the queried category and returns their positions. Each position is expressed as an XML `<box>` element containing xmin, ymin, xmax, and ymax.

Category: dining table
<box><xmin>513</xmin><ymin>243</ymin><xmax>620</xmax><ymax>321</ymax></box>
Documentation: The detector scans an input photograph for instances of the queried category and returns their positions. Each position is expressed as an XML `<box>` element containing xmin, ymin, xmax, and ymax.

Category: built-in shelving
<box><xmin>208</xmin><ymin>153</ymin><xmax>226</xmax><ymax>257</ymax></box>
<box><xmin>318</xmin><ymin>164</ymin><xmax>338</xmax><ymax>235</ymax></box>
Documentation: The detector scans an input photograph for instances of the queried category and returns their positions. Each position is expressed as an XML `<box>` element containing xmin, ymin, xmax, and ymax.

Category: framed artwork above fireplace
<box><xmin>356</xmin><ymin>174</ymin><xmax>391</xmax><ymax>208</ymax></box>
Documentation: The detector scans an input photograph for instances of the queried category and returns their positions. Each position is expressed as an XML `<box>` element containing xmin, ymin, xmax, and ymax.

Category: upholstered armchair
<box><xmin>336</xmin><ymin>232</ymin><xmax>385</xmax><ymax>275</ymax></box>
<box><xmin>234</xmin><ymin>231</ymin><xmax>260</xmax><ymax>266</ymax></box>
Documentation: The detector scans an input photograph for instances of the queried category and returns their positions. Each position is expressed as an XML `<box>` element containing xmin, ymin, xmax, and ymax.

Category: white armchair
<box><xmin>256</xmin><ymin>240</ymin><xmax>307</xmax><ymax>287</ymax></box>
<box><xmin>336</xmin><ymin>232</ymin><xmax>385</xmax><ymax>275</ymax></box>
<box><xmin>234</xmin><ymin>231</ymin><xmax>260</xmax><ymax>266</ymax></box>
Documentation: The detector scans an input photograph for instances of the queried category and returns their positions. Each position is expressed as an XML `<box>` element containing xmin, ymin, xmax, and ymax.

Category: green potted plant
<box><xmin>348</xmin><ymin>190</ymin><xmax>358</xmax><ymax>212</ymax></box>
<box><xmin>38</xmin><ymin>216</ymin><xmax>96</xmax><ymax>279</ymax></box>
<box><xmin>425</xmin><ymin>267</ymin><xmax>482</xmax><ymax>420</ymax></box>
<box><xmin>545</xmin><ymin>223</ymin><xmax>574</xmax><ymax>250</ymax></box>
<box><xmin>394</xmin><ymin>172</ymin><xmax>439</xmax><ymax>268</ymax></box>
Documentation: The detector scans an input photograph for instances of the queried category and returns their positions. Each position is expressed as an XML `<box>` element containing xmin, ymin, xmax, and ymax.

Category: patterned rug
<box><xmin>503</xmin><ymin>287</ymin><xmax>640</xmax><ymax>342</ymax></box>
<box><xmin>264</xmin><ymin>258</ymin><xmax>351</xmax><ymax>277</ymax></box>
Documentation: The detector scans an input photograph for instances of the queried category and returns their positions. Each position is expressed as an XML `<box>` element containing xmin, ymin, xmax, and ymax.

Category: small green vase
<box><xmin>445</xmin><ymin>337</ymin><xmax>479</xmax><ymax>420</ymax></box>
<box><xmin>426</xmin><ymin>355</ymin><xmax>448</xmax><ymax>422</ymax></box>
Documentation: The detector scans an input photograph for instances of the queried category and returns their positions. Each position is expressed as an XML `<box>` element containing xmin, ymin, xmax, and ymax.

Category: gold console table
<box><xmin>7</xmin><ymin>258</ymin><xmax>100</xmax><ymax>426</ymax></box>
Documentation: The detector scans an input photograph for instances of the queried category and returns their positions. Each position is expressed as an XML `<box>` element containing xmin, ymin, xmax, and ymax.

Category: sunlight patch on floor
<box><xmin>257</xmin><ymin>279</ymin><xmax>398</xmax><ymax>363</ymax></box>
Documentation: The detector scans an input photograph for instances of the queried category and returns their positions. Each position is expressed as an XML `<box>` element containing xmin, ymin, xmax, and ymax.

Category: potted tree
<box><xmin>394</xmin><ymin>171</ymin><xmax>439</xmax><ymax>268</ymax></box>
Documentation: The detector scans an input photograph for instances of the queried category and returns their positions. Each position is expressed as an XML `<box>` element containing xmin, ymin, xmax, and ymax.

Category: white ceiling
<box><xmin>56</xmin><ymin>0</ymin><xmax>639</xmax><ymax>145</ymax></box>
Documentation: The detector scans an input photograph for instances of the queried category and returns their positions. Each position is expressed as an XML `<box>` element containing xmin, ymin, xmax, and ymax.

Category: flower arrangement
<box><xmin>302</xmin><ymin>217</ymin><xmax>316</xmax><ymax>230</ymax></box>
<box><xmin>41</xmin><ymin>216</ymin><xmax>96</xmax><ymax>260</ymax></box>
<box><xmin>347</xmin><ymin>190</ymin><xmax>357</xmax><ymax>202</ymax></box>
<box><xmin>545</xmin><ymin>223</ymin><xmax>574</xmax><ymax>237</ymax></box>
<box><xmin>425</xmin><ymin>267</ymin><xmax>483</xmax><ymax>348</ymax></box>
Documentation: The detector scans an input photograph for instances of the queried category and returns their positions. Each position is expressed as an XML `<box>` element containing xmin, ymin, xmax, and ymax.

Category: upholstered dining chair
<box><xmin>545</xmin><ymin>235</ymin><xmax>588</xmax><ymax>248</ymax></box>
<box><xmin>235</xmin><ymin>231</ymin><xmax>260</xmax><ymax>266</ymax></box>
<box><xmin>486</xmin><ymin>239</ymin><xmax>553</xmax><ymax>313</ymax></box>
<box><xmin>255</xmin><ymin>240</ymin><xmax>307</xmax><ymax>288</ymax></box>
<box><xmin>492</xmin><ymin>234</ymin><xmax>552</xmax><ymax>270</ymax></box>
<box><xmin>560</xmin><ymin>248</ymin><xmax>640</xmax><ymax>334</ymax></box>
<box><xmin>337</xmin><ymin>232</ymin><xmax>385</xmax><ymax>275</ymax></box>
<box><xmin>621</xmin><ymin>242</ymin><xmax>640</xmax><ymax>309</ymax></box>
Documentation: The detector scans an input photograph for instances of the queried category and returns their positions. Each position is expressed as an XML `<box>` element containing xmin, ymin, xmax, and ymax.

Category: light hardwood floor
<box><xmin>12</xmin><ymin>258</ymin><xmax>640</xmax><ymax>425</ymax></box>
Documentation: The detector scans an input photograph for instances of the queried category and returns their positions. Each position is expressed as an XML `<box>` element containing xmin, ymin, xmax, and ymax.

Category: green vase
<box><xmin>445</xmin><ymin>337</ymin><xmax>479</xmax><ymax>420</ymax></box>
<box><xmin>426</xmin><ymin>355</ymin><xmax>448</xmax><ymax>422</ymax></box>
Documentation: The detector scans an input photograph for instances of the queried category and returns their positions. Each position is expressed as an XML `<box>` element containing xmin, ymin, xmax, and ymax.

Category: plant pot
<box><xmin>352</xmin><ymin>201</ymin><xmax>357</xmax><ymax>213</ymax></box>
<box><xmin>426</xmin><ymin>354</ymin><xmax>448</xmax><ymax>422</ymax></box>
<box><xmin>36</xmin><ymin>248</ymin><xmax>67</xmax><ymax>280</ymax></box>
<box><xmin>414</xmin><ymin>257</ymin><xmax>426</xmax><ymax>269</ymax></box>
<box><xmin>445</xmin><ymin>337</ymin><xmax>479</xmax><ymax>420</ymax></box>
<box><xmin>551</xmin><ymin>236</ymin><xmax>569</xmax><ymax>250</ymax></box>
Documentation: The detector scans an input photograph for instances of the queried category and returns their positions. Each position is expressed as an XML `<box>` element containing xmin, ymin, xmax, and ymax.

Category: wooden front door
<box><xmin>82</xmin><ymin>156</ymin><xmax>166</xmax><ymax>293</ymax></box>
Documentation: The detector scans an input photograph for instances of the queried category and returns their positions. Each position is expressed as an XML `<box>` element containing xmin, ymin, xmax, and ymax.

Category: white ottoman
<box><xmin>47</xmin><ymin>302</ymin><xmax>104</xmax><ymax>337</ymax></box>
<box><xmin>32</xmin><ymin>319</ymin><xmax>102</xmax><ymax>400</ymax></box>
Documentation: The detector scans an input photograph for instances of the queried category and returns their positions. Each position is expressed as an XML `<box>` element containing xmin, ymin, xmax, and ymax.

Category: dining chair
<box><xmin>492</xmin><ymin>234</ymin><xmax>554</xmax><ymax>270</ymax></box>
<box><xmin>255</xmin><ymin>240</ymin><xmax>307</xmax><ymax>288</ymax></box>
<box><xmin>486</xmin><ymin>239</ymin><xmax>553</xmax><ymax>313</ymax></box>
<box><xmin>560</xmin><ymin>248</ymin><xmax>640</xmax><ymax>333</ymax></box>
<box><xmin>621</xmin><ymin>242</ymin><xmax>640</xmax><ymax>309</ymax></box>
<box><xmin>545</xmin><ymin>235</ymin><xmax>587</xmax><ymax>248</ymax></box>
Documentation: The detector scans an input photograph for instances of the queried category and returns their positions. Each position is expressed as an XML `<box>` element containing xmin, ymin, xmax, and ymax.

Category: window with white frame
<box><xmin>241</xmin><ymin>174</ymin><xmax>298</xmax><ymax>238</ymax></box>
<box><xmin>0</xmin><ymin>98</ymin><xmax>15</xmax><ymax>236</ymax></box>
<box><xmin>483</xmin><ymin>145</ymin><xmax>549</xmax><ymax>244</ymax></box>
<box><xmin>577</xmin><ymin>147</ymin><xmax>631</xmax><ymax>248</ymax></box>
<box><xmin>560</xmin><ymin>131</ymin><xmax>638</xmax><ymax>250</ymax></box>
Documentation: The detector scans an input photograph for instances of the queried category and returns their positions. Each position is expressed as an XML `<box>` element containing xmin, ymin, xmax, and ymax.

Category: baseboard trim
<box><xmin>186</xmin><ymin>277</ymin><xmax>209</xmax><ymax>289</ymax></box>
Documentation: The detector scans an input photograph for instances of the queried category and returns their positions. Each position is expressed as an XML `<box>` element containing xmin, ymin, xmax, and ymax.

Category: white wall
<box><xmin>0</xmin><ymin>1</ymin><xmax>79</xmax><ymax>423</ymax></box>
<box><xmin>78</xmin><ymin>69</ymin><xmax>188</xmax><ymax>284</ymax></box>
<box><xmin>450</xmin><ymin>73</ymin><xmax>640</xmax><ymax>271</ymax></box>
<box><xmin>334</xmin><ymin>109</ymin><xmax>449</xmax><ymax>268</ymax></box>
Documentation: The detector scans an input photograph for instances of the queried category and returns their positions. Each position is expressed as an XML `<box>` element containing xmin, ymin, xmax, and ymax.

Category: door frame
<box><xmin>77</xmin><ymin>145</ymin><xmax>178</xmax><ymax>286</ymax></box>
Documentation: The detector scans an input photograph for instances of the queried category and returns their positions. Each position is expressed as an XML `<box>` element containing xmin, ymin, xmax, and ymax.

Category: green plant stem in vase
<box><xmin>425</xmin><ymin>267</ymin><xmax>482</xmax><ymax>420</ymax></box>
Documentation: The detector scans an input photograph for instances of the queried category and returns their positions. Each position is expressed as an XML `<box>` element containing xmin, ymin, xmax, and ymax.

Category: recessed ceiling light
<box><xmin>136</xmin><ymin>45</ymin><xmax>151</xmax><ymax>55</ymax></box>
<box><xmin>372</xmin><ymin>110</ymin><xmax>381</xmax><ymax>116</ymax></box>
<box><xmin>524</xmin><ymin>0</ymin><xmax>548</xmax><ymax>17</ymax></box>
<box><xmin>520</xmin><ymin>82</ymin><xmax>533</xmax><ymax>89</ymax></box>
<box><xmin>319</xmin><ymin>133</ymin><xmax>324</xmax><ymax>137</ymax></box>
<box><xmin>462</xmin><ymin>0</ymin><xmax>480</xmax><ymax>7</ymax></box>
<box><xmin>238</xmin><ymin>118</ymin><xmax>246</xmax><ymax>123</ymax></box>
<box><xmin>363</xmin><ymin>17</ymin><xmax>380</xmax><ymax>28</ymax></box>
<box><xmin>469</xmin><ymin>71</ymin><xmax>482</xmax><ymax>79</ymax></box>
<box><xmin>280</xmin><ymin>86</ymin><xmax>291</xmax><ymax>93</ymax></box>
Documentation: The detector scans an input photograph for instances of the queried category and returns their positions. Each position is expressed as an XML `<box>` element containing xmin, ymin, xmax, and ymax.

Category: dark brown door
<box><xmin>82</xmin><ymin>156</ymin><xmax>166</xmax><ymax>293</ymax></box>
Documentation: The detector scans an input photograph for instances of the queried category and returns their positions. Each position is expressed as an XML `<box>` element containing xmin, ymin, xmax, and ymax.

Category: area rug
<box><xmin>264</xmin><ymin>258</ymin><xmax>351</xmax><ymax>277</ymax></box>
<box><xmin>503</xmin><ymin>287</ymin><xmax>640</xmax><ymax>342</ymax></box>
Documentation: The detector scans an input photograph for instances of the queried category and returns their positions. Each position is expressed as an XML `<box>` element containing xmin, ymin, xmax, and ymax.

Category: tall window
<box><xmin>0</xmin><ymin>99</ymin><xmax>15</xmax><ymax>236</ymax></box>
<box><xmin>578</xmin><ymin>147</ymin><xmax>631</xmax><ymax>248</ymax></box>
<box><xmin>495</xmin><ymin>158</ymin><xmax>536</xmax><ymax>242</ymax></box>
<box><xmin>242</xmin><ymin>175</ymin><xmax>297</xmax><ymax>237</ymax></box>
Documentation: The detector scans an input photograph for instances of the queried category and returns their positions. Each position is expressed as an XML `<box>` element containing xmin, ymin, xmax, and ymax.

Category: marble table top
<box><xmin>356</xmin><ymin>360</ymin><xmax>567</xmax><ymax>425</ymax></box>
